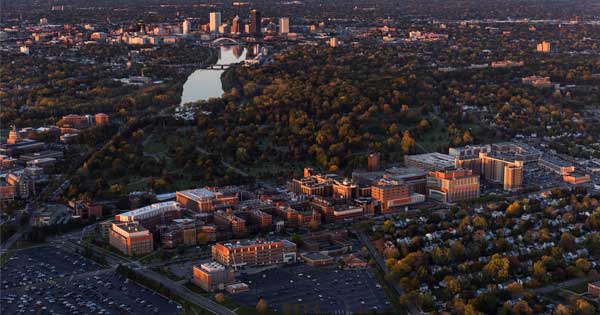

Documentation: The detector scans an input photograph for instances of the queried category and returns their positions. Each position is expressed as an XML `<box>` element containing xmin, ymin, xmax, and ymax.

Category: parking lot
<box><xmin>231</xmin><ymin>264</ymin><xmax>391</xmax><ymax>314</ymax></box>
<box><xmin>1</xmin><ymin>273</ymin><xmax>181</xmax><ymax>315</ymax></box>
<box><xmin>1</xmin><ymin>246</ymin><xmax>102</xmax><ymax>289</ymax></box>
<box><xmin>1</xmin><ymin>245</ymin><xmax>181</xmax><ymax>314</ymax></box>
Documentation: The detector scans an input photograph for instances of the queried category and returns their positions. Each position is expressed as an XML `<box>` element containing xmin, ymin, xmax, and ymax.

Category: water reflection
<box><xmin>179</xmin><ymin>45</ymin><xmax>247</xmax><ymax>105</ymax></box>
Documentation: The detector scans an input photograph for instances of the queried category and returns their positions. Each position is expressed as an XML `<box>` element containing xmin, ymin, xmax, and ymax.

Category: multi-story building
<box><xmin>0</xmin><ymin>126</ymin><xmax>44</xmax><ymax>155</ymax></box>
<box><xmin>371</xmin><ymin>179</ymin><xmax>425</xmax><ymax>212</ymax></box>
<box><xmin>214</xmin><ymin>211</ymin><xmax>246</xmax><ymax>236</ymax></box>
<box><xmin>289</xmin><ymin>171</ymin><xmax>358</xmax><ymax>199</ymax></box>
<box><xmin>404</xmin><ymin>153</ymin><xmax>455</xmax><ymax>171</ymax></box>
<box><xmin>383</xmin><ymin>167</ymin><xmax>429</xmax><ymax>194</ymax></box>
<box><xmin>159</xmin><ymin>219</ymin><xmax>216</xmax><ymax>248</ymax></box>
<box><xmin>182</xmin><ymin>19</ymin><xmax>191</xmax><ymax>35</ymax></box>
<box><xmin>0</xmin><ymin>182</ymin><xmax>16</xmax><ymax>200</ymax></box>
<box><xmin>536</xmin><ymin>41</ymin><xmax>551</xmax><ymax>53</ymax></box>
<box><xmin>176</xmin><ymin>188</ymin><xmax>238</xmax><ymax>212</ymax></box>
<box><xmin>209</xmin><ymin>12</ymin><xmax>221</xmax><ymax>33</ymax></box>
<box><xmin>279</xmin><ymin>17</ymin><xmax>289</xmax><ymax>34</ymax></box>
<box><xmin>275</xmin><ymin>206</ymin><xmax>321</xmax><ymax>228</ymax></box>
<box><xmin>367</xmin><ymin>153</ymin><xmax>380</xmax><ymax>171</ymax></box>
<box><xmin>451</xmin><ymin>143</ymin><xmax>540</xmax><ymax>191</ymax></box>
<box><xmin>563</xmin><ymin>172</ymin><xmax>591</xmax><ymax>185</ymax></box>
<box><xmin>427</xmin><ymin>169</ymin><xmax>480</xmax><ymax>203</ymax></box>
<box><xmin>94</xmin><ymin>113</ymin><xmax>110</xmax><ymax>125</ymax></box>
<box><xmin>522</xmin><ymin>75</ymin><xmax>553</xmax><ymax>88</ymax></box>
<box><xmin>19</xmin><ymin>150</ymin><xmax>63</xmax><ymax>162</ymax></box>
<box><xmin>73</xmin><ymin>201</ymin><xmax>103</xmax><ymax>219</ymax></box>
<box><xmin>211</xmin><ymin>239</ymin><xmax>297</xmax><ymax>268</ymax></box>
<box><xmin>588</xmin><ymin>281</ymin><xmax>600</xmax><ymax>298</ymax></box>
<box><xmin>192</xmin><ymin>262</ymin><xmax>235</xmax><ymax>292</ymax></box>
<box><xmin>309</xmin><ymin>197</ymin><xmax>372</xmax><ymax>222</ymax></box>
<box><xmin>109</xmin><ymin>222</ymin><xmax>153</xmax><ymax>256</ymax></box>
<box><xmin>247</xmin><ymin>209</ymin><xmax>272</xmax><ymax>229</ymax></box>
<box><xmin>538</xmin><ymin>154</ymin><xmax>575</xmax><ymax>175</ymax></box>
<box><xmin>115</xmin><ymin>201</ymin><xmax>182</xmax><ymax>231</ymax></box>
<box><xmin>7</xmin><ymin>173</ymin><xmax>32</xmax><ymax>198</ymax></box>
<box><xmin>61</xmin><ymin>114</ymin><xmax>91</xmax><ymax>128</ymax></box>
<box><xmin>231</xmin><ymin>16</ymin><xmax>242</xmax><ymax>35</ymax></box>
<box><xmin>249</xmin><ymin>9</ymin><xmax>261</xmax><ymax>35</ymax></box>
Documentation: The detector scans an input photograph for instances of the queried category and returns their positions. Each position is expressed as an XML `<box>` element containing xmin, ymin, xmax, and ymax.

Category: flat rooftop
<box><xmin>541</xmin><ymin>154</ymin><xmax>573</xmax><ymax>167</ymax></box>
<box><xmin>118</xmin><ymin>201</ymin><xmax>180</xmax><ymax>218</ymax></box>
<box><xmin>177</xmin><ymin>188</ymin><xmax>216</xmax><ymax>201</ymax></box>
<box><xmin>405</xmin><ymin>152</ymin><xmax>455</xmax><ymax>165</ymax></box>
<box><xmin>198</xmin><ymin>261</ymin><xmax>227</xmax><ymax>272</ymax></box>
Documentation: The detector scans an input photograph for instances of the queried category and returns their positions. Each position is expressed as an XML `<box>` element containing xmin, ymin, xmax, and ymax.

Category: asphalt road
<box><xmin>140</xmin><ymin>268</ymin><xmax>236</xmax><ymax>315</ymax></box>
<box><xmin>354</xmin><ymin>229</ymin><xmax>423</xmax><ymax>315</ymax></box>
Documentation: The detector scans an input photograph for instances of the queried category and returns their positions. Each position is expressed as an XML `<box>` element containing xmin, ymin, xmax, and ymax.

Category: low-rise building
<box><xmin>109</xmin><ymin>222</ymin><xmax>153</xmax><ymax>256</ymax></box>
<box><xmin>404</xmin><ymin>153</ymin><xmax>455</xmax><ymax>171</ymax></box>
<box><xmin>211</xmin><ymin>239</ymin><xmax>297</xmax><ymax>268</ymax></box>
<box><xmin>159</xmin><ymin>219</ymin><xmax>216</xmax><ymax>248</ymax></box>
<box><xmin>192</xmin><ymin>262</ymin><xmax>235</xmax><ymax>292</ymax></box>
<box><xmin>214</xmin><ymin>211</ymin><xmax>247</xmax><ymax>236</ymax></box>
<box><xmin>115</xmin><ymin>201</ymin><xmax>182</xmax><ymax>230</ymax></box>
<box><xmin>176</xmin><ymin>188</ymin><xmax>238</xmax><ymax>212</ymax></box>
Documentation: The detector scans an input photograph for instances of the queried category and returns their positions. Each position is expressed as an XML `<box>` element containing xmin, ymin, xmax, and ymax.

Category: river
<box><xmin>179</xmin><ymin>45</ymin><xmax>247</xmax><ymax>106</ymax></box>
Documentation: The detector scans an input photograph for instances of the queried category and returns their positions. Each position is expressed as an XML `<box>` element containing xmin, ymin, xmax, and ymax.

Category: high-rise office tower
<box><xmin>279</xmin><ymin>17</ymin><xmax>289</xmax><ymax>34</ymax></box>
<box><xmin>231</xmin><ymin>16</ymin><xmax>242</xmax><ymax>34</ymax></box>
<box><xmin>209</xmin><ymin>12</ymin><xmax>221</xmax><ymax>33</ymax></box>
<box><xmin>182</xmin><ymin>19</ymin><xmax>191</xmax><ymax>34</ymax></box>
<box><xmin>250</xmin><ymin>9</ymin><xmax>261</xmax><ymax>35</ymax></box>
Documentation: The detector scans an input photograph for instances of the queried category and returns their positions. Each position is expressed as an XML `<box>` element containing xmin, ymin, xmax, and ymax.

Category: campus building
<box><xmin>158</xmin><ymin>219</ymin><xmax>216</xmax><ymax>248</ymax></box>
<box><xmin>214</xmin><ymin>211</ymin><xmax>247</xmax><ymax>236</ymax></box>
<box><xmin>404</xmin><ymin>153</ymin><xmax>455</xmax><ymax>171</ymax></box>
<box><xmin>211</xmin><ymin>239</ymin><xmax>297</xmax><ymax>268</ymax></box>
<box><xmin>247</xmin><ymin>209</ymin><xmax>272</xmax><ymax>229</ymax></box>
<box><xmin>61</xmin><ymin>114</ymin><xmax>92</xmax><ymax>128</ymax></box>
<box><xmin>192</xmin><ymin>262</ymin><xmax>235</xmax><ymax>292</ymax></box>
<box><xmin>115</xmin><ymin>201</ymin><xmax>183</xmax><ymax>230</ymax></box>
<box><xmin>427</xmin><ymin>169</ymin><xmax>480</xmax><ymax>203</ymax></box>
<box><xmin>109</xmin><ymin>222</ymin><xmax>153</xmax><ymax>256</ymax></box>
<box><xmin>176</xmin><ymin>188</ymin><xmax>238</xmax><ymax>212</ymax></box>
<box><xmin>451</xmin><ymin>143</ymin><xmax>541</xmax><ymax>191</ymax></box>
<box><xmin>289</xmin><ymin>170</ymin><xmax>359</xmax><ymax>199</ymax></box>
<box><xmin>274</xmin><ymin>206</ymin><xmax>321</xmax><ymax>229</ymax></box>
<box><xmin>309</xmin><ymin>196</ymin><xmax>374</xmax><ymax>222</ymax></box>
<box><xmin>370</xmin><ymin>179</ymin><xmax>425</xmax><ymax>212</ymax></box>
<box><xmin>94</xmin><ymin>113</ymin><xmax>110</xmax><ymax>125</ymax></box>
<box><xmin>538</xmin><ymin>154</ymin><xmax>575</xmax><ymax>175</ymax></box>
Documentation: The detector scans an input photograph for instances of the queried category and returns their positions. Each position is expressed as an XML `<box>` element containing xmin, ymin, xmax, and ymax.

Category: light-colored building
<box><xmin>182</xmin><ymin>19</ymin><xmax>191</xmax><ymax>34</ymax></box>
<box><xmin>279</xmin><ymin>17</ymin><xmax>289</xmax><ymax>34</ymax></box>
<box><xmin>115</xmin><ymin>201</ymin><xmax>182</xmax><ymax>230</ymax></box>
<box><xmin>109</xmin><ymin>222</ymin><xmax>153</xmax><ymax>256</ymax></box>
<box><xmin>209</xmin><ymin>12</ymin><xmax>221</xmax><ymax>33</ymax></box>
<box><xmin>231</xmin><ymin>16</ymin><xmax>242</xmax><ymax>34</ymax></box>
<box><xmin>329</xmin><ymin>37</ymin><xmax>338</xmax><ymax>47</ymax></box>
<box><xmin>536</xmin><ymin>41</ymin><xmax>551</xmax><ymax>52</ymax></box>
